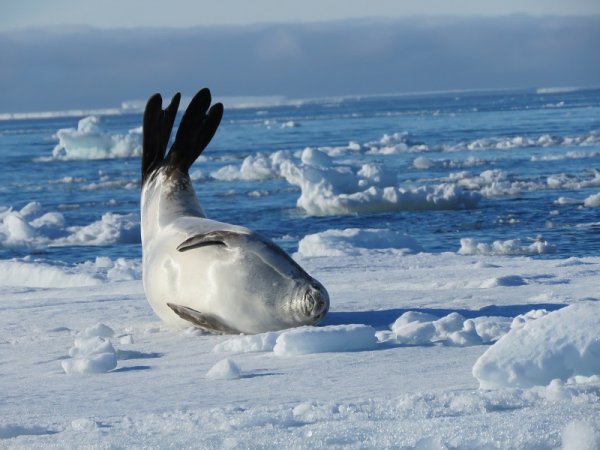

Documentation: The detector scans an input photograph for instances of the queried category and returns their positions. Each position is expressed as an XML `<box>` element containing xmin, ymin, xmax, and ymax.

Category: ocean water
<box><xmin>1</xmin><ymin>88</ymin><xmax>599</xmax><ymax>265</ymax></box>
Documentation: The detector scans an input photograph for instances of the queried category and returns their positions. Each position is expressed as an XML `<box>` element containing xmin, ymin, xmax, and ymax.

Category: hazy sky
<box><xmin>1</xmin><ymin>3</ymin><xmax>599</xmax><ymax>113</ymax></box>
<box><xmin>2</xmin><ymin>0</ymin><xmax>599</xmax><ymax>29</ymax></box>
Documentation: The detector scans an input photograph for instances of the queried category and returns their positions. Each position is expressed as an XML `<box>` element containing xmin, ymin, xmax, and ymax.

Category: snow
<box><xmin>273</xmin><ymin>325</ymin><xmax>378</xmax><ymax>356</ymax></box>
<box><xmin>295</xmin><ymin>228</ymin><xmax>422</xmax><ymax>257</ymax></box>
<box><xmin>1</xmin><ymin>234</ymin><xmax>599</xmax><ymax>447</ymax></box>
<box><xmin>0</xmin><ymin>202</ymin><xmax>140</xmax><ymax>249</ymax></box>
<box><xmin>473</xmin><ymin>302</ymin><xmax>600</xmax><ymax>389</ymax></box>
<box><xmin>562</xmin><ymin>420</ymin><xmax>599</xmax><ymax>450</ymax></box>
<box><xmin>206</xmin><ymin>358</ymin><xmax>242</xmax><ymax>380</ymax></box>
<box><xmin>459</xmin><ymin>237</ymin><xmax>556</xmax><ymax>256</ymax></box>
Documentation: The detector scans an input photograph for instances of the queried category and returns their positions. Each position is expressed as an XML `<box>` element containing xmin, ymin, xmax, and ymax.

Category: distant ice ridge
<box><xmin>0</xmin><ymin>257</ymin><xmax>141</xmax><ymax>288</ymax></box>
<box><xmin>473</xmin><ymin>302</ymin><xmax>600</xmax><ymax>388</ymax></box>
<box><xmin>295</xmin><ymin>228</ymin><xmax>422</xmax><ymax>257</ymax></box>
<box><xmin>0</xmin><ymin>202</ymin><xmax>140</xmax><ymax>248</ymax></box>
<box><xmin>52</xmin><ymin>116</ymin><xmax>142</xmax><ymax>159</ymax></box>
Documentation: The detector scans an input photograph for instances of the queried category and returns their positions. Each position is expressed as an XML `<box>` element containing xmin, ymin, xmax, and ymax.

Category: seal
<box><xmin>141</xmin><ymin>88</ymin><xmax>329</xmax><ymax>334</ymax></box>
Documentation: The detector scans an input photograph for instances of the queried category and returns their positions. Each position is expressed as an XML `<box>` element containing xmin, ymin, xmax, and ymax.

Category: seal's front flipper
<box><xmin>167</xmin><ymin>303</ymin><xmax>241</xmax><ymax>335</ymax></box>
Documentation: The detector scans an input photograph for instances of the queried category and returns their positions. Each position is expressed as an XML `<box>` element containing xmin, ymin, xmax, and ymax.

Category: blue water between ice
<box><xmin>1</xmin><ymin>88</ymin><xmax>599</xmax><ymax>265</ymax></box>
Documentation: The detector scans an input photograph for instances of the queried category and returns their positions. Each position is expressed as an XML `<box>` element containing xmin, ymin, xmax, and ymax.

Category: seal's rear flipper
<box><xmin>142</xmin><ymin>92</ymin><xmax>181</xmax><ymax>184</ymax></box>
<box><xmin>167</xmin><ymin>303</ymin><xmax>240</xmax><ymax>335</ymax></box>
<box><xmin>142</xmin><ymin>88</ymin><xmax>223</xmax><ymax>184</ymax></box>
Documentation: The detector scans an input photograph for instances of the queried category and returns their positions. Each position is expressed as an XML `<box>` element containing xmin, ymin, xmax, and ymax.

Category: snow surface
<box><xmin>1</xmin><ymin>231</ymin><xmax>599</xmax><ymax>447</ymax></box>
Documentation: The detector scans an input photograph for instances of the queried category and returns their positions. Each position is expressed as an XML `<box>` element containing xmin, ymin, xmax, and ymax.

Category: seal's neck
<box><xmin>141</xmin><ymin>168</ymin><xmax>206</xmax><ymax>243</ymax></box>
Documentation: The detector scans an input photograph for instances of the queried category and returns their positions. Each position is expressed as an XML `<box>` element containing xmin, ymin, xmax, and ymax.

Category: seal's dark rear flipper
<box><xmin>142</xmin><ymin>88</ymin><xmax>223</xmax><ymax>184</ymax></box>
<box><xmin>142</xmin><ymin>92</ymin><xmax>181</xmax><ymax>184</ymax></box>
<box><xmin>167</xmin><ymin>303</ymin><xmax>240</xmax><ymax>334</ymax></box>
<box><xmin>166</xmin><ymin>89</ymin><xmax>223</xmax><ymax>176</ymax></box>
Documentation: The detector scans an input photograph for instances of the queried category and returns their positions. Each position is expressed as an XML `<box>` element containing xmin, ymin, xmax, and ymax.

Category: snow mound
<box><xmin>295</xmin><ymin>228</ymin><xmax>422</xmax><ymax>257</ymax></box>
<box><xmin>52</xmin><ymin>116</ymin><xmax>142</xmax><ymax>159</ymax></box>
<box><xmin>0</xmin><ymin>257</ymin><xmax>141</xmax><ymax>288</ymax></box>
<box><xmin>213</xmin><ymin>332</ymin><xmax>282</xmax><ymax>353</ymax></box>
<box><xmin>385</xmin><ymin>311</ymin><xmax>512</xmax><ymax>347</ymax></box>
<box><xmin>62</xmin><ymin>335</ymin><xmax>117</xmax><ymax>374</ymax></box>
<box><xmin>206</xmin><ymin>359</ymin><xmax>242</xmax><ymax>380</ymax></box>
<box><xmin>79</xmin><ymin>323</ymin><xmax>115</xmax><ymax>339</ymax></box>
<box><xmin>0</xmin><ymin>259</ymin><xmax>101</xmax><ymax>288</ymax></box>
<box><xmin>459</xmin><ymin>237</ymin><xmax>556</xmax><ymax>256</ymax></box>
<box><xmin>273</xmin><ymin>325</ymin><xmax>377</xmax><ymax>356</ymax></box>
<box><xmin>562</xmin><ymin>420</ymin><xmax>599</xmax><ymax>450</ymax></box>
<box><xmin>0</xmin><ymin>202</ymin><xmax>140</xmax><ymax>249</ymax></box>
<box><xmin>214</xmin><ymin>325</ymin><xmax>378</xmax><ymax>356</ymax></box>
<box><xmin>473</xmin><ymin>302</ymin><xmax>600</xmax><ymax>389</ymax></box>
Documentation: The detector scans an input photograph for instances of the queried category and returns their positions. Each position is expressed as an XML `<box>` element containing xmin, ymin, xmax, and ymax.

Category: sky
<box><xmin>0</xmin><ymin>1</ymin><xmax>599</xmax><ymax>112</ymax></box>
<box><xmin>2</xmin><ymin>0</ymin><xmax>599</xmax><ymax>29</ymax></box>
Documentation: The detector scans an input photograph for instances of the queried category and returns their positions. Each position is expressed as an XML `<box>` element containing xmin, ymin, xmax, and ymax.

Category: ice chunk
<box><xmin>62</xmin><ymin>336</ymin><xmax>117</xmax><ymax>374</ymax></box>
<box><xmin>52</xmin><ymin>116</ymin><xmax>142</xmax><ymax>160</ymax></box>
<box><xmin>273</xmin><ymin>325</ymin><xmax>377</xmax><ymax>356</ymax></box>
<box><xmin>206</xmin><ymin>359</ymin><xmax>242</xmax><ymax>380</ymax></box>
<box><xmin>473</xmin><ymin>303</ymin><xmax>600</xmax><ymax>388</ymax></box>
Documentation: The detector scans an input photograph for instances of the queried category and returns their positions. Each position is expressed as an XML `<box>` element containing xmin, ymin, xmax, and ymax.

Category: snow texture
<box><xmin>1</xmin><ymin>238</ymin><xmax>599</xmax><ymax>448</ymax></box>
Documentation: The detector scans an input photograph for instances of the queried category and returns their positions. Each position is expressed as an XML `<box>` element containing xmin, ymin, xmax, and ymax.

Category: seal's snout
<box><xmin>302</xmin><ymin>283</ymin><xmax>330</xmax><ymax>321</ymax></box>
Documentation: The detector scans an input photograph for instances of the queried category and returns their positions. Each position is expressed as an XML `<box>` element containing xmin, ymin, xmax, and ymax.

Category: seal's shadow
<box><xmin>321</xmin><ymin>303</ymin><xmax>565</xmax><ymax>330</ymax></box>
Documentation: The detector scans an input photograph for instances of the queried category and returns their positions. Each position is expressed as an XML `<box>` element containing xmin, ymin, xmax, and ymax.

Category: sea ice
<box><xmin>473</xmin><ymin>302</ymin><xmax>600</xmax><ymax>389</ymax></box>
<box><xmin>52</xmin><ymin>116</ymin><xmax>142</xmax><ymax>160</ymax></box>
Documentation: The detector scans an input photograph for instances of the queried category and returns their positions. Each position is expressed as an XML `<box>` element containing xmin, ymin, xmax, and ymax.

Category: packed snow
<box><xmin>1</xmin><ymin>227</ymin><xmax>599</xmax><ymax>447</ymax></box>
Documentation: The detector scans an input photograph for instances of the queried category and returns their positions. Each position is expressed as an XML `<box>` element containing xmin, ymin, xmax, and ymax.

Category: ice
<box><xmin>78</xmin><ymin>323</ymin><xmax>115</xmax><ymax>339</ymax></box>
<box><xmin>213</xmin><ymin>332</ymin><xmax>282</xmax><ymax>353</ymax></box>
<box><xmin>62</xmin><ymin>336</ymin><xmax>117</xmax><ymax>374</ymax></box>
<box><xmin>583</xmin><ymin>192</ymin><xmax>600</xmax><ymax>207</ymax></box>
<box><xmin>473</xmin><ymin>302</ymin><xmax>600</xmax><ymax>389</ymax></box>
<box><xmin>388</xmin><ymin>311</ymin><xmax>510</xmax><ymax>347</ymax></box>
<box><xmin>459</xmin><ymin>237</ymin><xmax>556</xmax><ymax>256</ymax></box>
<box><xmin>52</xmin><ymin>116</ymin><xmax>142</xmax><ymax>160</ymax></box>
<box><xmin>281</xmin><ymin>157</ymin><xmax>481</xmax><ymax>215</ymax></box>
<box><xmin>562</xmin><ymin>420</ymin><xmax>598</xmax><ymax>450</ymax></box>
<box><xmin>55</xmin><ymin>212</ymin><xmax>140</xmax><ymax>246</ymax></box>
<box><xmin>295</xmin><ymin>228</ymin><xmax>422</xmax><ymax>257</ymax></box>
<box><xmin>0</xmin><ymin>202</ymin><xmax>140</xmax><ymax>249</ymax></box>
<box><xmin>2</xmin><ymin>248</ymin><xmax>600</xmax><ymax>447</ymax></box>
<box><xmin>206</xmin><ymin>359</ymin><xmax>242</xmax><ymax>380</ymax></box>
<box><xmin>0</xmin><ymin>257</ymin><xmax>140</xmax><ymax>288</ymax></box>
<box><xmin>273</xmin><ymin>325</ymin><xmax>378</xmax><ymax>356</ymax></box>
